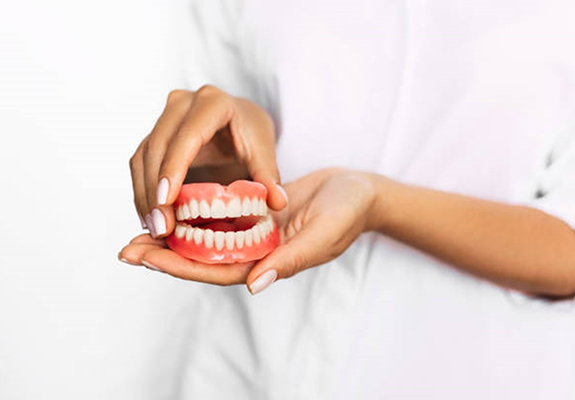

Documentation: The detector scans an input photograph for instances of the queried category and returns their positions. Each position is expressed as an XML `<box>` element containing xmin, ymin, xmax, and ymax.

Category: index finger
<box><xmin>158</xmin><ymin>85</ymin><xmax>239</xmax><ymax>206</ymax></box>
<box><xmin>140</xmin><ymin>248</ymin><xmax>255</xmax><ymax>285</ymax></box>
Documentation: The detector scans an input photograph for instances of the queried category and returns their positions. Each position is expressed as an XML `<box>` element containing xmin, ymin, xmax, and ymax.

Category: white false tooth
<box><xmin>175</xmin><ymin>224</ymin><xmax>186</xmax><ymax>238</ymax></box>
<box><xmin>211</xmin><ymin>199</ymin><xmax>227</xmax><ymax>218</ymax></box>
<box><xmin>259</xmin><ymin>199</ymin><xmax>267</xmax><ymax>216</ymax></box>
<box><xmin>190</xmin><ymin>199</ymin><xmax>199</xmax><ymax>219</ymax></box>
<box><xmin>199</xmin><ymin>200</ymin><xmax>210</xmax><ymax>218</ymax></box>
<box><xmin>227</xmin><ymin>198</ymin><xmax>242</xmax><ymax>218</ymax></box>
<box><xmin>245</xmin><ymin>230</ymin><xmax>253</xmax><ymax>247</ymax></box>
<box><xmin>259</xmin><ymin>223</ymin><xmax>268</xmax><ymax>239</ymax></box>
<box><xmin>252</xmin><ymin>225</ymin><xmax>261</xmax><ymax>244</ymax></box>
<box><xmin>193</xmin><ymin>228</ymin><xmax>204</xmax><ymax>245</ymax></box>
<box><xmin>225</xmin><ymin>232</ymin><xmax>235</xmax><ymax>250</ymax></box>
<box><xmin>204</xmin><ymin>229</ymin><xmax>214</xmax><ymax>248</ymax></box>
<box><xmin>268</xmin><ymin>218</ymin><xmax>275</xmax><ymax>232</ymax></box>
<box><xmin>251</xmin><ymin>198</ymin><xmax>260</xmax><ymax>215</ymax></box>
<box><xmin>185</xmin><ymin>226</ymin><xmax>194</xmax><ymax>242</ymax></box>
<box><xmin>261</xmin><ymin>221</ymin><xmax>269</xmax><ymax>237</ymax></box>
<box><xmin>236</xmin><ymin>231</ymin><xmax>245</xmax><ymax>249</ymax></box>
<box><xmin>182</xmin><ymin>204</ymin><xmax>191</xmax><ymax>220</ymax></box>
<box><xmin>242</xmin><ymin>198</ymin><xmax>252</xmax><ymax>216</ymax></box>
<box><xmin>214</xmin><ymin>231</ymin><xmax>225</xmax><ymax>250</ymax></box>
<box><xmin>176</xmin><ymin>206</ymin><xmax>184</xmax><ymax>221</ymax></box>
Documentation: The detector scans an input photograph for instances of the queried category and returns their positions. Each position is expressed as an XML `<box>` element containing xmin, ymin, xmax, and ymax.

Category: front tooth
<box><xmin>204</xmin><ymin>229</ymin><xmax>214</xmax><ymax>248</ymax></box>
<box><xmin>182</xmin><ymin>203</ymin><xmax>191</xmax><ymax>220</ymax></box>
<box><xmin>242</xmin><ymin>198</ymin><xmax>252</xmax><ymax>216</ymax></box>
<box><xmin>245</xmin><ymin>230</ymin><xmax>253</xmax><ymax>247</ymax></box>
<box><xmin>225</xmin><ymin>232</ymin><xmax>235</xmax><ymax>250</ymax></box>
<box><xmin>236</xmin><ymin>231</ymin><xmax>245</xmax><ymax>249</ymax></box>
<box><xmin>227</xmin><ymin>198</ymin><xmax>242</xmax><ymax>218</ymax></box>
<box><xmin>189</xmin><ymin>199</ymin><xmax>200</xmax><ymax>218</ymax></box>
<box><xmin>211</xmin><ymin>199</ymin><xmax>226</xmax><ymax>218</ymax></box>
<box><xmin>252</xmin><ymin>225</ymin><xmax>261</xmax><ymax>244</ymax></box>
<box><xmin>251</xmin><ymin>198</ymin><xmax>260</xmax><ymax>215</ymax></box>
<box><xmin>199</xmin><ymin>200</ymin><xmax>210</xmax><ymax>218</ymax></box>
<box><xmin>193</xmin><ymin>228</ymin><xmax>204</xmax><ymax>245</ymax></box>
<box><xmin>261</xmin><ymin>221</ymin><xmax>269</xmax><ymax>237</ymax></box>
<box><xmin>176</xmin><ymin>206</ymin><xmax>184</xmax><ymax>221</ymax></box>
<box><xmin>175</xmin><ymin>224</ymin><xmax>186</xmax><ymax>238</ymax></box>
<box><xmin>185</xmin><ymin>226</ymin><xmax>194</xmax><ymax>241</ymax></box>
<box><xmin>190</xmin><ymin>199</ymin><xmax>199</xmax><ymax>219</ymax></box>
<box><xmin>214</xmin><ymin>231</ymin><xmax>225</xmax><ymax>250</ymax></box>
<box><xmin>259</xmin><ymin>199</ymin><xmax>267</xmax><ymax>216</ymax></box>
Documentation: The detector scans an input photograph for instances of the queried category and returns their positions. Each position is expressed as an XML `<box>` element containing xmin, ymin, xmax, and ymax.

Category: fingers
<box><xmin>140</xmin><ymin>249</ymin><xmax>255</xmax><ymax>285</ymax></box>
<box><xmin>158</xmin><ymin>85</ymin><xmax>237</xmax><ymax>206</ymax></box>
<box><xmin>129</xmin><ymin>139</ymin><xmax>149</xmax><ymax>226</ymax></box>
<box><xmin>129</xmin><ymin>233</ymin><xmax>168</xmax><ymax>246</ymax></box>
<box><xmin>246</xmin><ymin>218</ymin><xmax>337</xmax><ymax>294</ymax></box>
<box><xmin>247</xmin><ymin>149</ymin><xmax>287</xmax><ymax>212</ymax></box>
<box><xmin>119</xmin><ymin>233</ymin><xmax>253</xmax><ymax>285</ymax></box>
<box><xmin>143</xmin><ymin>93</ymin><xmax>193</xmax><ymax>214</ymax></box>
<box><xmin>233</xmin><ymin>98</ymin><xmax>287</xmax><ymax>211</ymax></box>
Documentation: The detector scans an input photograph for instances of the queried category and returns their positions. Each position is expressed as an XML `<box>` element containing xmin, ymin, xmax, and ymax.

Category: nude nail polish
<box><xmin>249</xmin><ymin>269</ymin><xmax>278</xmax><ymax>295</ymax></box>
<box><xmin>138</xmin><ymin>213</ymin><xmax>147</xmax><ymax>229</ymax></box>
<box><xmin>157</xmin><ymin>177</ymin><xmax>169</xmax><ymax>206</ymax></box>
<box><xmin>276</xmin><ymin>184</ymin><xmax>288</xmax><ymax>204</ymax></box>
<box><xmin>145</xmin><ymin>213</ymin><xmax>156</xmax><ymax>237</ymax></box>
<box><xmin>152</xmin><ymin>209</ymin><xmax>166</xmax><ymax>236</ymax></box>
<box><xmin>142</xmin><ymin>260</ymin><xmax>162</xmax><ymax>272</ymax></box>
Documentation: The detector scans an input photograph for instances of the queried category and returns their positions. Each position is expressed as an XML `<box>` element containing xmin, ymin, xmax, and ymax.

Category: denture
<box><xmin>166</xmin><ymin>180</ymin><xmax>280</xmax><ymax>264</ymax></box>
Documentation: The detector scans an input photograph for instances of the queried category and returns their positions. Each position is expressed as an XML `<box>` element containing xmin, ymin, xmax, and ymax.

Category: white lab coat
<box><xmin>169</xmin><ymin>1</ymin><xmax>575</xmax><ymax>398</ymax></box>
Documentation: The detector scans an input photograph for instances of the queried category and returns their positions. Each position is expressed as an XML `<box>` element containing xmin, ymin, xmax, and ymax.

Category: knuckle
<box><xmin>129</xmin><ymin>153</ymin><xmax>139</xmax><ymax>170</ymax></box>
<box><xmin>195</xmin><ymin>84</ymin><xmax>220</xmax><ymax>98</ymax></box>
<box><xmin>166</xmin><ymin>89</ymin><xmax>190</xmax><ymax>105</ymax></box>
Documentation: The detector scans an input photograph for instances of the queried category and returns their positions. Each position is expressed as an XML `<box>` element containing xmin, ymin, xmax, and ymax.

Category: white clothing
<box><xmin>169</xmin><ymin>1</ymin><xmax>575</xmax><ymax>398</ymax></box>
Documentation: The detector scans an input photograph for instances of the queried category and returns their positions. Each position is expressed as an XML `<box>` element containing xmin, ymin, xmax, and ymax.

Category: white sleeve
<box><xmin>526</xmin><ymin>127</ymin><xmax>575</xmax><ymax>230</ymax></box>
<box><xmin>174</xmin><ymin>0</ymin><xmax>277</xmax><ymax>115</ymax></box>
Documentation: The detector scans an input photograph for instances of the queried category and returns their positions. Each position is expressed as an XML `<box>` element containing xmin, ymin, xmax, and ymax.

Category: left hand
<box><xmin>118</xmin><ymin>168</ymin><xmax>377</xmax><ymax>294</ymax></box>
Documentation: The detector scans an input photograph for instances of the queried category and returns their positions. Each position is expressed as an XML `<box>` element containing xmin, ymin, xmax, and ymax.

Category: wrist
<box><xmin>363</xmin><ymin>173</ymin><xmax>403</xmax><ymax>233</ymax></box>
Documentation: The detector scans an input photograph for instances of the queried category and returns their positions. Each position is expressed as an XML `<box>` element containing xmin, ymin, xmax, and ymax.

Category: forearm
<box><xmin>367</xmin><ymin>174</ymin><xmax>575</xmax><ymax>297</ymax></box>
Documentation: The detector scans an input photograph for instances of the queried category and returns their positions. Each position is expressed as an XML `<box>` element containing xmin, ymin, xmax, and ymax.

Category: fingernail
<box><xmin>276</xmin><ymin>184</ymin><xmax>288</xmax><ymax>204</ymax></box>
<box><xmin>118</xmin><ymin>252</ymin><xmax>140</xmax><ymax>266</ymax></box>
<box><xmin>249</xmin><ymin>269</ymin><xmax>277</xmax><ymax>295</ymax></box>
<box><xmin>119</xmin><ymin>257</ymin><xmax>139</xmax><ymax>266</ymax></box>
<box><xmin>145</xmin><ymin>213</ymin><xmax>156</xmax><ymax>237</ymax></box>
<box><xmin>138</xmin><ymin>213</ymin><xmax>147</xmax><ymax>229</ymax></box>
<box><xmin>142</xmin><ymin>260</ymin><xmax>162</xmax><ymax>272</ymax></box>
<box><xmin>152</xmin><ymin>208</ymin><xmax>166</xmax><ymax>236</ymax></box>
<box><xmin>157</xmin><ymin>177</ymin><xmax>169</xmax><ymax>205</ymax></box>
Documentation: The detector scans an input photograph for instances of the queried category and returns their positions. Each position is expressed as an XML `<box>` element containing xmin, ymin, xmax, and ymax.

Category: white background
<box><xmin>0</xmin><ymin>0</ymin><xmax>198</xmax><ymax>398</ymax></box>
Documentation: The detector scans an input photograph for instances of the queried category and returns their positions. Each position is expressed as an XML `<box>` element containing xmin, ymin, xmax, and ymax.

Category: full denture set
<box><xmin>167</xmin><ymin>180</ymin><xmax>280</xmax><ymax>264</ymax></box>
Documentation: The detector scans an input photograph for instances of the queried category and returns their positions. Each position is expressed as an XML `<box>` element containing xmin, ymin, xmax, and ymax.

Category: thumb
<box><xmin>246</xmin><ymin>219</ymin><xmax>329</xmax><ymax>295</ymax></box>
<box><xmin>248</xmin><ymin>153</ymin><xmax>288</xmax><ymax>213</ymax></box>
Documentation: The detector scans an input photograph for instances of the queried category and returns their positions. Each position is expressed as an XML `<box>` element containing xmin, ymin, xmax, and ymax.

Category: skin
<box><xmin>121</xmin><ymin>88</ymin><xmax>575</xmax><ymax>297</ymax></box>
<box><xmin>129</xmin><ymin>85</ymin><xmax>287</xmax><ymax>236</ymax></box>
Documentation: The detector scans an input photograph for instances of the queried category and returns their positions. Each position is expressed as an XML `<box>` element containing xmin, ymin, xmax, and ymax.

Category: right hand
<box><xmin>129</xmin><ymin>85</ymin><xmax>288</xmax><ymax>238</ymax></box>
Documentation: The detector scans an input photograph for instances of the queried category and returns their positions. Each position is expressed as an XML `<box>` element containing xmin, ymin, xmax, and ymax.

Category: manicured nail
<box><xmin>142</xmin><ymin>260</ymin><xmax>162</xmax><ymax>272</ymax></box>
<box><xmin>138</xmin><ymin>213</ymin><xmax>147</xmax><ymax>229</ymax></box>
<box><xmin>157</xmin><ymin>177</ymin><xmax>169</xmax><ymax>206</ymax></box>
<box><xmin>118</xmin><ymin>252</ymin><xmax>139</xmax><ymax>266</ymax></box>
<box><xmin>249</xmin><ymin>269</ymin><xmax>277</xmax><ymax>295</ymax></box>
<box><xmin>276</xmin><ymin>184</ymin><xmax>288</xmax><ymax>204</ymax></box>
<box><xmin>152</xmin><ymin>208</ymin><xmax>166</xmax><ymax>236</ymax></box>
<box><xmin>144</xmin><ymin>214</ymin><xmax>155</xmax><ymax>236</ymax></box>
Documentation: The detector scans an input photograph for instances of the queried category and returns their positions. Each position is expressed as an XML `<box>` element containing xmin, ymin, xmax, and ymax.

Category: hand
<box><xmin>129</xmin><ymin>85</ymin><xmax>287</xmax><ymax>238</ymax></box>
<box><xmin>245</xmin><ymin>168</ymin><xmax>376</xmax><ymax>294</ymax></box>
<box><xmin>118</xmin><ymin>168</ymin><xmax>377</xmax><ymax>294</ymax></box>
